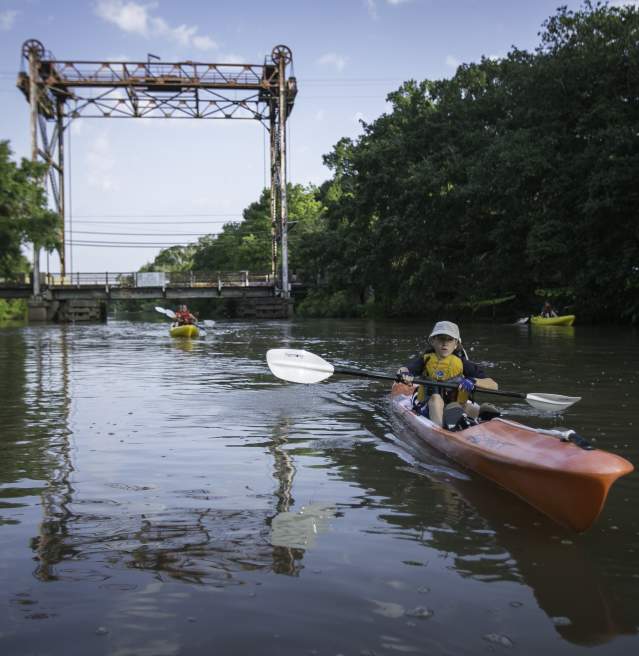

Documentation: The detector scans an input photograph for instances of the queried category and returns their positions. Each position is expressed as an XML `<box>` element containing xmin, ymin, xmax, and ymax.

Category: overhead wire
<box><xmin>70</xmin><ymin>230</ymin><xmax>220</xmax><ymax>236</ymax></box>
<box><xmin>68</xmin><ymin>241</ymin><xmax>198</xmax><ymax>248</ymax></box>
<box><xmin>69</xmin><ymin>212</ymin><xmax>243</xmax><ymax>218</ymax></box>
<box><xmin>10</xmin><ymin>68</ymin><xmax>395</xmax><ymax>265</ymax></box>
<box><xmin>64</xmin><ymin>219</ymin><xmax>238</xmax><ymax>225</ymax></box>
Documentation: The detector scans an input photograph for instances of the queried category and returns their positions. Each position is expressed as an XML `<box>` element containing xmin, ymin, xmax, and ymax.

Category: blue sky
<box><xmin>0</xmin><ymin>0</ymin><xmax>632</xmax><ymax>273</ymax></box>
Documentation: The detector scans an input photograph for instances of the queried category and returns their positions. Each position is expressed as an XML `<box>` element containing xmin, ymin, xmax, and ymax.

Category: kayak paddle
<box><xmin>266</xmin><ymin>348</ymin><xmax>581</xmax><ymax>412</ymax></box>
<box><xmin>154</xmin><ymin>306</ymin><xmax>207</xmax><ymax>336</ymax></box>
<box><xmin>155</xmin><ymin>305</ymin><xmax>176</xmax><ymax>319</ymax></box>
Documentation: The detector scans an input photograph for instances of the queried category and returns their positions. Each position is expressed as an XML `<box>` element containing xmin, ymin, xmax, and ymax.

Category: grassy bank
<box><xmin>0</xmin><ymin>299</ymin><xmax>26</xmax><ymax>322</ymax></box>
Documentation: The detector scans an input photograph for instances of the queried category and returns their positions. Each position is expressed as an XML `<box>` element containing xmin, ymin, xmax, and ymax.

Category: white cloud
<box><xmin>315</xmin><ymin>109</ymin><xmax>326</xmax><ymax>122</ymax></box>
<box><xmin>445</xmin><ymin>55</ymin><xmax>460</xmax><ymax>69</ymax></box>
<box><xmin>95</xmin><ymin>0</ymin><xmax>149</xmax><ymax>35</ymax></box>
<box><xmin>193</xmin><ymin>35</ymin><xmax>216</xmax><ymax>50</ymax></box>
<box><xmin>317</xmin><ymin>52</ymin><xmax>347</xmax><ymax>72</ymax></box>
<box><xmin>366</xmin><ymin>0</ymin><xmax>411</xmax><ymax>19</ymax></box>
<box><xmin>0</xmin><ymin>9</ymin><xmax>18</xmax><ymax>30</ymax></box>
<box><xmin>95</xmin><ymin>1</ymin><xmax>217</xmax><ymax>51</ymax></box>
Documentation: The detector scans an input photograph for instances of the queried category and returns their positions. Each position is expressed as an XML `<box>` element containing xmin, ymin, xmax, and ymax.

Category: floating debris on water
<box><xmin>552</xmin><ymin>616</ymin><xmax>572</xmax><ymax>627</ymax></box>
<box><xmin>482</xmin><ymin>633</ymin><xmax>514</xmax><ymax>647</ymax></box>
<box><xmin>405</xmin><ymin>606</ymin><xmax>433</xmax><ymax>619</ymax></box>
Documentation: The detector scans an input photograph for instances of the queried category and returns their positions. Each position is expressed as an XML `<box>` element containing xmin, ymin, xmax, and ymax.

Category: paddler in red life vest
<box><xmin>174</xmin><ymin>304</ymin><xmax>197</xmax><ymax>326</ymax></box>
<box><xmin>396</xmin><ymin>320</ymin><xmax>499</xmax><ymax>429</ymax></box>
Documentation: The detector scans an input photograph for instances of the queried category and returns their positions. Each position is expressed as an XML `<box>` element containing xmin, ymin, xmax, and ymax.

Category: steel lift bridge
<box><xmin>17</xmin><ymin>39</ymin><xmax>297</xmax><ymax>299</ymax></box>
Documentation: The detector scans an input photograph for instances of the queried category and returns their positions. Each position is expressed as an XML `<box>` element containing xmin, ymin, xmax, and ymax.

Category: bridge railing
<box><xmin>0</xmin><ymin>271</ymin><xmax>276</xmax><ymax>289</ymax></box>
<box><xmin>0</xmin><ymin>273</ymin><xmax>31</xmax><ymax>286</ymax></box>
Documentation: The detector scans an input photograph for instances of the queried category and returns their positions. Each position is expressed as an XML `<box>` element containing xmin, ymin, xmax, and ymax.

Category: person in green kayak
<box><xmin>396</xmin><ymin>320</ymin><xmax>499</xmax><ymax>429</ymax></box>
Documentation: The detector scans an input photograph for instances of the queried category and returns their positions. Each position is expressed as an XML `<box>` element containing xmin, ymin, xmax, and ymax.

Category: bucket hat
<box><xmin>428</xmin><ymin>320</ymin><xmax>461</xmax><ymax>341</ymax></box>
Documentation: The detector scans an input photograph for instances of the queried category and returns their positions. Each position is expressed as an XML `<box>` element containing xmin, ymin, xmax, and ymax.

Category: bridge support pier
<box><xmin>27</xmin><ymin>297</ymin><xmax>106</xmax><ymax>322</ymax></box>
<box><xmin>27</xmin><ymin>297</ymin><xmax>52</xmax><ymax>321</ymax></box>
<box><xmin>232</xmin><ymin>297</ymin><xmax>294</xmax><ymax>319</ymax></box>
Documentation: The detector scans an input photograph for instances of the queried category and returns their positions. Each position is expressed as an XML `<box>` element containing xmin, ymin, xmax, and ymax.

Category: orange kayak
<box><xmin>391</xmin><ymin>383</ymin><xmax>633</xmax><ymax>532</ymax></box>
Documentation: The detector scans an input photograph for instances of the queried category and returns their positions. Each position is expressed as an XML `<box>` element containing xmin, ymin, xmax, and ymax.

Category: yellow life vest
<box><xmin>416</xmin><ymin>353</ymin><xmax>470</xmax><ymax>404</ymax></box>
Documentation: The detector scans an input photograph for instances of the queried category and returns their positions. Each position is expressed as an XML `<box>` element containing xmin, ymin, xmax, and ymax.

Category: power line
<box><xmin>70</xmin><ymin>230</ymin><xmax>220</xmax><ymax>236</ymax></box>
<box><xmin>64</xmin><ymin>219</ymin><xmax>238</xmax><ymax>225</ymax></box>
<box><xmin>69</xmin><ymin>241</ymin><xmax>196</xmax><ymax>248</ymax></box>
<box><xmin>70</xmin><ymin>212</ymin><xmax>243</xmax><ymax>218</ymax></box>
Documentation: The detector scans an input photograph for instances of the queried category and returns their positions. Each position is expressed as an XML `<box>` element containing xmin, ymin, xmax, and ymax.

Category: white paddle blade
<box><xmin>526</xmin><ymin>393</ymin><xmax>581</xmax><ymax>411</ymax></box>
<box><xmin>267</xmin><ymin>349</ymin><xmax>334</xmax><ymax>384</ymax></box>
<box><xmin>155</xmin><ymin>306</ymin><xmax>176</xmax><ymax>319</ymax></box>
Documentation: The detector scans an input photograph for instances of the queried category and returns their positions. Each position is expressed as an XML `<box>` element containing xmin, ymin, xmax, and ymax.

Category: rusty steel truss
<box><xmin>17</xmin><ymin>39</ymin><xmax>297</xmax><ymax>297</ymax></box>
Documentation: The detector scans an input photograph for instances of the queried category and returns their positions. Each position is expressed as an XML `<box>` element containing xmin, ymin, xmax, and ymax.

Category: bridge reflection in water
<box><xmin>0</xmin><ymin>328</ymin><xmax>318</xmax><ymax>595</ymax></box>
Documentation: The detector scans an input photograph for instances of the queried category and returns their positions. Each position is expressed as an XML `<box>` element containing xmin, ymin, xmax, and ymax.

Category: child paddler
<box><xmin>396</xmin><ymin>321</ymin><xmax>499</xmax><ymax>429</ymax></box>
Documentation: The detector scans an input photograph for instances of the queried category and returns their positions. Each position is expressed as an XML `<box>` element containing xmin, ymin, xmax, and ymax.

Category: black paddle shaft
<box><xmin>334</xmin><ymin>366</ymin><xmax>527</xmax><ymax>400</ymax></box>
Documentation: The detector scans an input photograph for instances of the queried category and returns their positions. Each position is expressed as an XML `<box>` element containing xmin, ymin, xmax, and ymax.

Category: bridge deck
<box><xmin>0</xmin><ymin>271</ymin><xmax>301</xmax><ymax>300</ymax></box>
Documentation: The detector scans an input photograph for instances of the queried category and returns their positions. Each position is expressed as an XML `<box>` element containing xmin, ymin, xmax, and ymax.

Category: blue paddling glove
<box><xmin>396</xmin><ymin>367</ymin><xmax>414</xmax><ymax>385</ymax></box>
<box><xmin>458</xmin><ymin>377</ymin><xmax>475</xmax><ymax>393</ymax></box>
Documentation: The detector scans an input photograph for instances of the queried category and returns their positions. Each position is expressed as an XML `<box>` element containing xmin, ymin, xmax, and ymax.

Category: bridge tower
<box><xmin>17</xmin><ymin>40</ymin><xmax>297</xmax><ymax>303</ymax></box>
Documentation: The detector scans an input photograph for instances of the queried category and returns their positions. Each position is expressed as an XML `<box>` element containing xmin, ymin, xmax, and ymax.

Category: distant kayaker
<box><xmin>540</xmin><ymin>300</ymin><xmax>558</xmax><ymax>318</ymax></box>
<box><xmin>174</xmin><ymin>304</ymin><xmax>197</xmax><ymax>325</ymax></box>
<box><xmin>396</xmin><ymin>320</ymin><xmax>499</xmax><ymax>429</ymax></box>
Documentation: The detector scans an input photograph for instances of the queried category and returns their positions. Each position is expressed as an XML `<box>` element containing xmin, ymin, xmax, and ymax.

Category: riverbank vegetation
<box><xmin>145</xmin><ymin>2</ymin><xmax>637</xmax><ymax>323</ymax></box>
<box><xmin>0</xmin><ymin>141</ymin><xmax>61</xmax><ymax>277</ymax></box>
<box><xmin>0</xmin><ymin>141</ymin><xmax>60</xmax><ymax>322</ymax></box>
<box><xmin>298</xmin><ymin>2</ymin><xmax>638</xmax><ymax>322</ymax></box>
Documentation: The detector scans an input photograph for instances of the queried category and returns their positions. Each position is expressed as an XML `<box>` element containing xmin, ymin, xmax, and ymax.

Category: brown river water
<box><xmin>0</xmin><ymin>317</ymin><xmax>637</xmax><ymax>655</ymax></box>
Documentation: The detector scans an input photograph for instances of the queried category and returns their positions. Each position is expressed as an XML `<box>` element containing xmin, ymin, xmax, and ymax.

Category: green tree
<box><xmin>303</xmin><ymin>1</ymin><xmax>639</xmax><ymax>321</ymax></box>
<box><xmin>0</xmin><ymin>140</ymin><xmax>61</xmax><ymax>276</ymax></box>
<box><xmin>140</xmin><ymin>244</ymin><xmax>195</xmax><ymax>272</ymax></box>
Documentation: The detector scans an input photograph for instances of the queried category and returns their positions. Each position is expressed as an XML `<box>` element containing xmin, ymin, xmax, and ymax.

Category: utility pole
<box><xmin>27</xmin><ymin>42</ymin><xmax>40</xmax><ymax>296</ymax></box>
<box><xmin>275</xmin><ymin>46</ymin><xmax>290</xmax><ymax>299</ymax></box>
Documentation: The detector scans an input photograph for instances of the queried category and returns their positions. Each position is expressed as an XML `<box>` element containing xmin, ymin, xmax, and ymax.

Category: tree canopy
<box><xmin>0</xmin><ymin>140</ymin><xmax>61</xmax><ymax>277</ymax></box>
<box><xmin>143</xmin><ymin>2</ymin><xmax>638</xmax><ymax>323</ymax></box>
<box><xmin>300</xmin><ymin>1</ymin><xmax>639</xmax><ymax>321</ymax></box>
